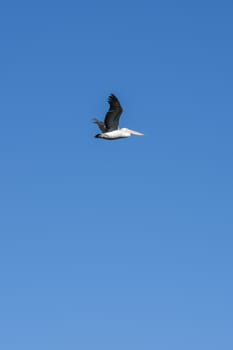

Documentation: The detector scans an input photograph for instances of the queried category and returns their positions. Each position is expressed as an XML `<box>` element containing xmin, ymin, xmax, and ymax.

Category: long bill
<box><xmin>127</xmin><ymin>128</ymin><xmax>144</xmax><ymax>136</ymax></box>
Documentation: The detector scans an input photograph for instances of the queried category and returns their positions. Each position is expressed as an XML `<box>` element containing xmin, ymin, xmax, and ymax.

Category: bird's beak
<box><xmin>128</xmin><ymin>129</ymin><xmax>144</xmax><ymax>136</ymax></box>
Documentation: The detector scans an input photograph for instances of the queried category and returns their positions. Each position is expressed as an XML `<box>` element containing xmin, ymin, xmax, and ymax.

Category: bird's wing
<box><xmin>104</xmin><ymin>94</ymin><xmax>123</xmax><ymax>131</ymax></box>
<box><xmin>92</xmin><ymin>118</ymin><xmax>107</xmax><ymax>132</ymax></box>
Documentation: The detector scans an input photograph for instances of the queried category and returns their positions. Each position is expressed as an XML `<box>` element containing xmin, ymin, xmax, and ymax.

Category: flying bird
<box><xmin>93</xmin><ymin>94</ymin><xmax>144</xmax><ymax>140</ymax></box>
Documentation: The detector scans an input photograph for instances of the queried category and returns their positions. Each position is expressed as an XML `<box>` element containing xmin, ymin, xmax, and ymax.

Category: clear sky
<box><xmin>0</xmin><ymin>0</ymin><xmax>233</xmax><ymax>349</ymax></box>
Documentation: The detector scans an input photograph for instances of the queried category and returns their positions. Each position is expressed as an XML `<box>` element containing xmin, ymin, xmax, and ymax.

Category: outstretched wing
<box><xmin>104</xmin><ymin>94</ymin><xmax>123</xmax><ymax>131</ymax></box>
<box><xmin>92</xmin><ymin>118</ymin><xmax>107</xmax><ymax>132</ymax></box>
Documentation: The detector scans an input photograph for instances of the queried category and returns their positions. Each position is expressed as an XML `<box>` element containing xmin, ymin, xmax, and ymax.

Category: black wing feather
<box><xmin>104</xmin><ymin>94</ymin><xmax>123</xmax><ymax>131</ymax></box>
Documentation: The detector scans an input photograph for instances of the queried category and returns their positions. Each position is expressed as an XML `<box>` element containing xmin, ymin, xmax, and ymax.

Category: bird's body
<box><xmin>95</xmin><ymin>128</ymin><xmax>144</xmax><ymax>140</ymax></box>
<box><xmin>93</xmin><ymin>94</ymin><xmax>144</xmax><ymax>140</ymax></box>
<box><xmin>95</xmin><ymin>129</ymin><xmax>130</xmax><ymax>140</ymax></box>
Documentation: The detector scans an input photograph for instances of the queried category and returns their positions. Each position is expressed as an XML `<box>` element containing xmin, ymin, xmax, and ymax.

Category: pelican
<box><xmin>93</xmin><ymin>94</ymin><xmax>144</xmax><ymax>140</ymax></box>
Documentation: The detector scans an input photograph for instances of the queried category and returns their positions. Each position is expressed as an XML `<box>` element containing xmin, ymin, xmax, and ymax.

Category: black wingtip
<box><xmin>108</xmin><ymin>93</ymin><xmax>118</xmax><ymax>102</ymax></box>
<box><xmin>95</xmin><ymin>134</ymin><xmax>101</xmax><ymax>138</ymax></box>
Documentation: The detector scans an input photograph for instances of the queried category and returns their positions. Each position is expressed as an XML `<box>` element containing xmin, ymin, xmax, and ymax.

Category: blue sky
<box><xmin>0</xmin><ymin>0</ymin><xmax>233</xmax><ymax>349</ymax></box>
